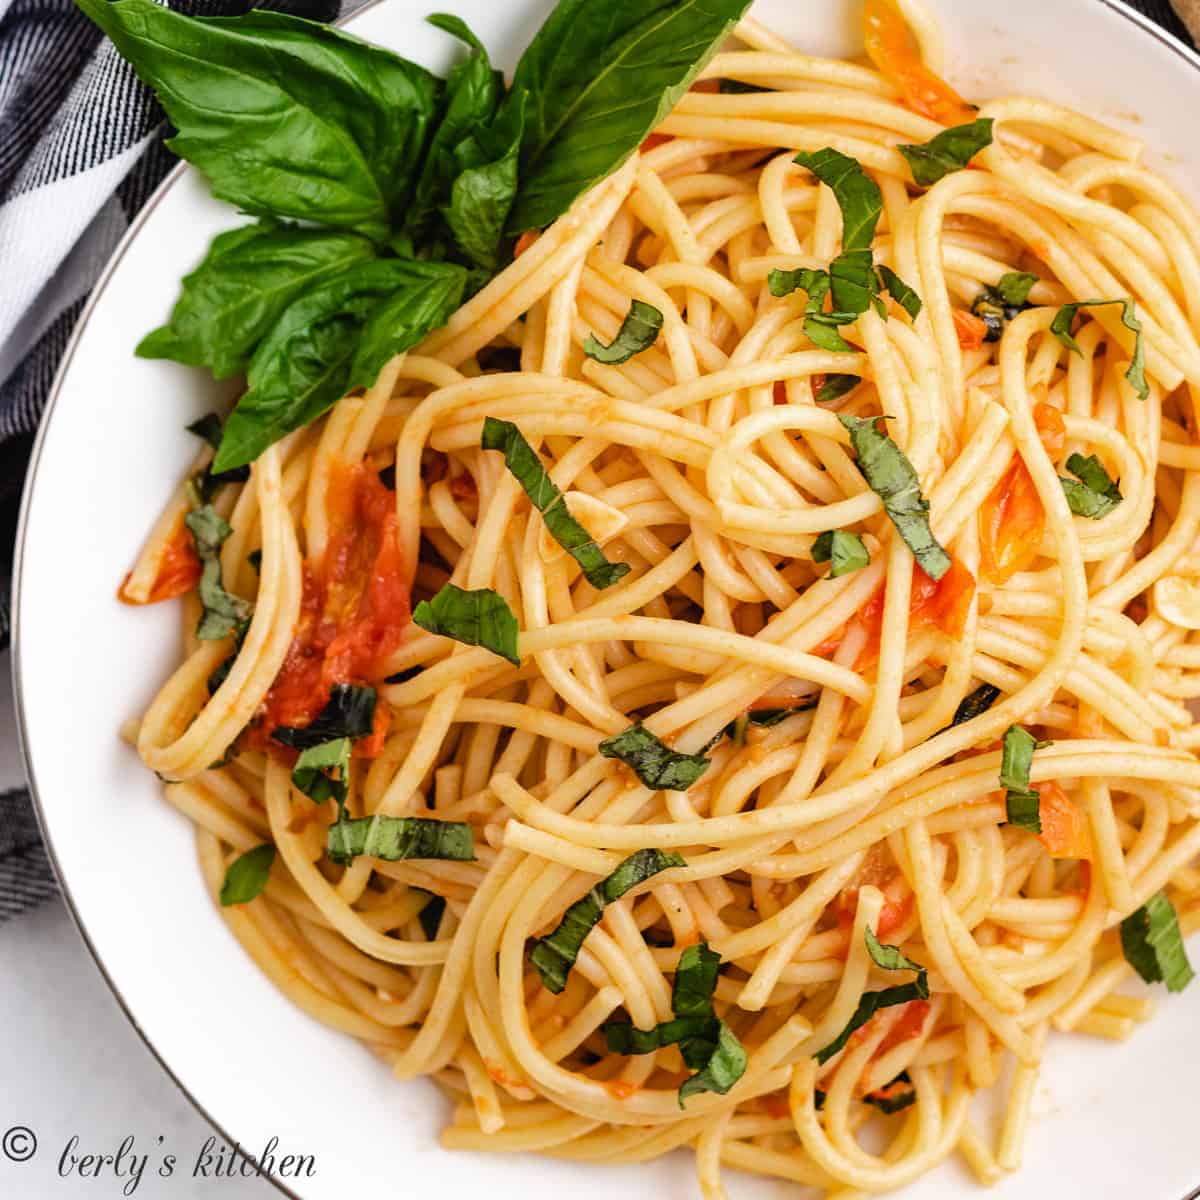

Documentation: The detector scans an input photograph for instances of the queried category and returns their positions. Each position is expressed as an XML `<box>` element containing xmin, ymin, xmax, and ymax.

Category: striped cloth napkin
<box><xmin>0</xmin><ymin>0</ymin><xmax>1193</xmax><ymax>921</ymax></box>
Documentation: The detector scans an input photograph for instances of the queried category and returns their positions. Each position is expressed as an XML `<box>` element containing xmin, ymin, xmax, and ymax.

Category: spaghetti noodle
<box><xmin>122</xmin><ymin>2</ymin><xmax>1200</xmax><ymax>1193</ymax></box>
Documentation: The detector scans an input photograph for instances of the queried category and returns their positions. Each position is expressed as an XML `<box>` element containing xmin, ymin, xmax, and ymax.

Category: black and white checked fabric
<box><xmin>0</xmin><ymin>0</ymin><xmax>1192</xmax><ymax>921</ymax></box>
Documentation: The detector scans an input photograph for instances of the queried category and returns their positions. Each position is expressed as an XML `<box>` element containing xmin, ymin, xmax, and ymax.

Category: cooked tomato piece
<box><xmin>857</xmin><ymin>554</ymin><xmax>976</xmax><ymax>662</ymax></box>
<box><xmin>873</xmin><ymin>1000</ymin><xmax>931</xmax><ymax>1058</ymax></box>
<box><xmin>513</xmin><ymin>231</ymin><xmax>539</xmax><ymax>258</ymax></box>
<box><xmin>863</xmin><ymin>0</ymin><xmax>976</xmax><ymax>126</ymax></box>
<box><xmin>1037</xmin><ymin>781</ymin><xmax>1092</xmax><ymax>860</ymax></box>
<box><xmin>690</xmin><ymin>77</ymin><xmax>720</xmax><ymax>93</ymax></box>
<box><xmin>953</xmin><ymin>309</ymin><xmax>989</xmax><ymax>350</ymax></box>
<box><xmin>833</xmin><ymin>847</ymin><xmax>915</xmax><ymax>941</ymax></box>
<box><xmin>118</xmin><ymin>516</ymin><xmax>201</xmax><ymax>605</ymax></box>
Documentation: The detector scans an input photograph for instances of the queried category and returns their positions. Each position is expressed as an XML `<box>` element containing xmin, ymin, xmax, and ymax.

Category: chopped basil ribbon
<box><xmin>724</xmin><ymin>701</ymin><xmax>819</xmax><ymax>746</ymax></box>
<box><xmin>187</xmin><ymin>413</ymin><xmax>249</xmax><ymax>502</ymax></box>
<box><xmin>530</xmin><ymin>848</ymin><xmax>685</xmax><ymax>993</ymax></box>
<box><xmin>951</xmin><ymin>682</ymin><xmax>1002</xmax><ymax>727</ymax></box>
<box><xmin>1050</xmin><ymin>298</ymin><xmax>1149</xmax><ymax>400</ymax></box>
<box><xmin>412</xmin><ymin>582</ymin><xmax>520</xmax><ymax>665</ymax></box>
<box><xmin>291</xmin><ymin>737</ymin><xmax>351</xmax><ymax>806</ymax></box>
<box><xmin>677</xmin><ymin>1022</ymin><xmax>748</xmax><ymax>1107</ymax></box>
<box><xmin>878</xmin><ymin>265</ymin><xmax>922</xmax><ymax>320</ymax></box>
<box><xmin>971</xmin><ymin>272</ymin><xmax>1038</xmax><ymax>342</ymax></box>
<box><xmin>815</xmin><ymin>928</ymin><xmax>929</xmax><ymax>1065</ymax></box>
<box><xmin>817</xmin><ymin>374</ymin><xmax>861</xmax><ymax>403</ymax></box>
<box><xmin>605</xmin><ymin>942</ymin><xmax>722</xmax><ymax>1055</ymax></box>
<box><xmin>829</xmin><ymin>247</ymin><xmax>886</xmax><ymax>318</ymax></box>
<box><xmin>272</xmin><ymin>683</ymin><xmax>377</xmax><ymax>750</ymax></box>
<box><xmin>599</xmin><ymin>722</ymin><xmax>711</xmax><ymax>791</ymax></box>
<box><xmin>583</xmin><ymin>299</ymin><xmax>664</xmax><ymax>364</ymax></box>
<box><xmin>219</xmin><ymin>843</ymin><xmax>275</xmax><ymax>906</ymax></box>
<box><xmin>1000</xmin><ymin>725</ymin><xmax>1047</xmax><ymax>833</ymax></box>
<box><xmin>863</xmin><ymin>1070</ymin><xmax>916</xmax><ymax>1114</ymax></box>
<box><xmin>326</xmin><ymin>815</ymin><xmax>476</xmax><ymax>866</ymax></box>
<box><xmin>185</xmin><ymin>505</ymin><xmax>252</xmax><ymax>640</ymax></box>
<box><xmin>767</xmin><ymin>266</ymin><xmax>858</xmax><ymax>352</ymax></box>
<box><xmin>1120</xmin><ymin>892</ymin><xmax>1195</xmax><ymax>993</ymax></box>
<box><xmin>812</xmin><ymin>529</ymin><xmax>870</xmax><ymax>577</ymax></box>
<box><xmin>898</xmin><ymin>118</ymin><xmax>994</xmax><ymax>186</ymax></box>
<box><xmin>794</xmin><ymin>148</ymin><xmax>882</xmax><ymax>251</ymax></box>
<box><xmin>768</xmin><ymin>265</ymin><xmax>829</xmax><ymax>300</ymax></box>
<box><xmin>480</xmin><ymin>417</ymin><xmax>630</xmax><ymax>589</ymax></box>
<box><xmin>1060</xmin><ymin>452</ymin><xmax>1123</xmax><ymax>519</ymax></box>
<box><xmin>839</xmin><ymin>414</ymin><xmax>951</xmax><ymax>580</ymax></box>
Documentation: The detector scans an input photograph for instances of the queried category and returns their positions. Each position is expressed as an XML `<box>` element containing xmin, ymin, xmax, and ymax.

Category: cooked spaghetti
<box><xmin>122</xmin><ymin>2</ymin><xmax>1200</xmax><ymax>1193</ymax></box>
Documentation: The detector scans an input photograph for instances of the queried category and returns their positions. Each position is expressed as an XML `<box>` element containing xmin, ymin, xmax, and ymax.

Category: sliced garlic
<box><xmin>1154</xmin><ymin>575</ymin><xmax>1200</xmax><ymax>630</ymax></box>
<box><xmin>538</xmin><ymin>491</ymin><xmax>629</xmax><ymax>565</ymax></box>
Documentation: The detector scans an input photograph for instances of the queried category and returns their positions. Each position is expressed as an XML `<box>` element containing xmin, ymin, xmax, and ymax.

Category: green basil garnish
<box><xmin>1120</xmin><ymin>892</ymin><xmax>1194</xmax><ymax>993</ymax></box>
<box><xmin>412</xmin><ymin>583</ymin><xmax>520</xmax><ymax>665</ymax></box>
<box><xmin>897</xmin><ymin>118</ymin><xmax>994</xmax><ymax>186</ymax></box>
<box><xmin>839</xmin><ymin>414</ymin><xmax>951</xmax><ymax>581</ymax></box>
<box><xmin>1060</xmin><ymin>452</ymin><xmax>1123</xmax><ymax>519</ymax></box>
<box><xmin>326</xmin><ymin>815</ymin><xmax>476</xmax><ymax>866</ymax></box>
<box><xmin>971</xmin><ymin>271</ymin><xmax>1038</xmax><ymax>341</ymax></box>
<box><xmin>292</xmin><ymin>738</ymin><xmax>351</xmax><ymax>807</ymax></box>
<box><xmin>220</xmin><ymin>843</ymin><xmax>276</xmax><ymax>907</ymax></box>
<box><xmin>583</xmin><ymin>300</ymin><xmax>664</xmax><ymax>364</ymax></box>
<box><xmin>812</xmin><ymin>529</ymin><xmax>870</xmax><ymax>578</ymax></box>
<box><xmin>272</xmin><ymin>683</ymin><xmax>377</xmax><ymax>750</ymax></box>
<box><xmin>677</xmin><ymin>1021</ymin><xmax>748</xmax><ymax>1107</ymax></box>
<box><xmin>950</xmin><ymin>682</ymin><xmax>1001</xmax><ymax>727</ymax></box>
<box><xmin>598</xmin><ymin>723</ymin><xmax>711</xmax><ymax>791</ymax></box>
<box><xmin>1000</xmin><ymin>725</ymin><xmax>1045</xmax><ymax>833</ymax></box>
<box><xmin>878</xmin><ymin>265</ymin><xmax>923</xmax><ymax>320</ymax></box>
<box><xmin>816</xmin><ymin>374</ymin><xmax>862</xmax><ymax>402</ymax></box>
<box><xmin>185</xmin><ymin>505</ymin><xmax>252</xmax><ymax>641</ymax></box>
<box><xmin>794</xmin><ymin>147</ymin><xmax>882</xmax><ymax>251</ymax></box>
<box><xmin>1050</xmin><ymin>298</ymin><xmax>1149</xmax><ymax>401</ymax></box>
<box><xmin>530</xmin><ymin>849</ymin><xmax>686</xmax><ymax>993</ymax></box>
<box><xmin>481</xmin><ymin>417</ymin><xmax>630</xmax><ymax>589</ymax></box>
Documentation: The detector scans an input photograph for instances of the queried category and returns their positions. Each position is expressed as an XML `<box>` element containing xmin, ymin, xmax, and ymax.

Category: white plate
<box><xmin>14</xmin><ymin>1</ymin><xmax>1200</xmax><ymax>1197</ymax></box>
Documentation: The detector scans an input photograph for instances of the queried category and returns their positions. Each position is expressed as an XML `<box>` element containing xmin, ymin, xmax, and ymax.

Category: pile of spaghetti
<box><xmin>124</xmin><ymin>1</ymin><xmax>1200</xmax><ymax>1193</ymax></box>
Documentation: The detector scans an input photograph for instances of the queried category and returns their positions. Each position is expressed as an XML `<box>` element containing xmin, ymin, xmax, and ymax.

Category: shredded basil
<box><xmin>863</xmin><ymin>1071</ymin><xmax>916</xmax><ymax>1114</ymax></box>
<box><xmin>812</xmin><ymin>529</ymin><xmax>870</xmax><ymax>578</ymax></box>
<box><xmin>184</xmin><ymin>505</ymin><xmax>252</xmax><ymax>641</ymax></box>
<box><xmin>1060</xmin><ymin>452</ymin><xmax>1123</xmax><ymax>519</ymax></box>
<box><xmin>817</xmin><ymin>374</ymin><xmax>862</xmax><ymax>403</ymax></box>
<box><xmin>326</xmin><ymin>815</ymin><xmax>476</xmax><ymax>866</ymax></box>
<box><xmin>951</xmin><ymin>682</ymin><xmax>1001</xmax><ymax>727</ymax></box>
<box><xmin>604</xmin><ymin>942</ymin><xmax>721</xmax><ymax>1055</ymax></box>
<box><xmin>878</xmin><ymin>265</ymin><xmax>922</xmax><ymax>320</ymax></box>
<box><xmin>1000</xmin><ymin>725</ymin><xmax>1046</xmax><ymax>833</ymax></box>
<box><xmin>412</xmin><ymin>583</ymin><xmax>520</xmax><ymax>665</ymax></box>
<box><xmin>272</xmin><ymin>683</ymin><xmax>377</xmax><ymax>750</ymax></box>
<box><xmin>530</xmin><ymin>848</ymin><xmax>685</xmax><ymax>993</ymax></box>
<box><xmin>599</xmin><ymin>723</ymin><xmax>711</xmax><ymax>791</ymax></box>
<box><xmin>1051</xmin><ymin>298</ymin><xmax>1149</xmax><ymax>401</ymax></box>
<box><xmin>898</xmin><ymin>118</ymin><xmax>994</xmax><ymax>186</ymax></box>
<box><xmin>829</xmin><ymin>247</ymin><xmax>886</xmax><ymax>318</ymax></box>
<box><xmin>677</xmin><ymin>1022</ymin><xmax>748</xmax><ymax>1107</ymax></box>
<box><xmin>839</xmin><ymin>414</ymin><xmax>951</xmax><ymax>580</ymax></box>
<box><xmin>219</xmin><ymin>843</ymin><xmax>275</xmax><ymax>907</ymax></box>
<box><xmin>480</xmin><ymin>417</ymin><xmax>629</xmax><ymax>589</ymax></box>
<box><xmin>971</xmin><ymin>271</ymin><xmax>1038</xmax><ymax>341</ymax></box>
<box><xmin>815</xmin><ymin>929</ymin><xmax>929</xmax><ymax>1065</ymax></box>
<box><xmin>1120</xmin><ymin>892</ymin><xmax>1194</xmax><ymax>993</ymax></box>
<box><xmin>768</xmin><ymin>266</ymin><xmax>828</xmax><ymax>301</ymax></box>
<box><xmin>292</xmin><ymin>737</ymin><xmax>351</xmax><ymax>807</ymax></box>
<box><xmin>767</xmin><ymin>266</ymin><xmax>858</xmax><ymax>350</ymax></box>
<box><xmin>583</xmin><ymin>299</ymin><xmax>664</xmax><ymax>364</ymax></box>
<box><xmin>794</xmin><ymin>148</ymin><xmax>881</xmax><ymax>251</ymax></box>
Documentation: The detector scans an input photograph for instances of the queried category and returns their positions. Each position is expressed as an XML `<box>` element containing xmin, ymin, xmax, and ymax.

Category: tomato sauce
<box><xmin>118</xmin><ymin>516</ymin><xmax>202</xmax><ymax>606</ymax></box>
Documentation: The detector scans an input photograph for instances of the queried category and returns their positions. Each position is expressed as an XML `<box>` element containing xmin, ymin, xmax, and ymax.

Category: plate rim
<box><xmin>10</xmin><ymin>3</ymin><xmax>1200</xmax><ymax>1199</ymax></box>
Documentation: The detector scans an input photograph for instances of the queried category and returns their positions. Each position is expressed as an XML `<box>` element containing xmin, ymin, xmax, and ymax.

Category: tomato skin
<box><xmin>857</xmin><ymin>554</ymin><xmax>976</xmax><ymax>663</ymax></box>
<box><xmin>863</xmin><ymin>0</ymin><xmax>975</xmax><ymax>125</ymax></box>
<box><xmin>118</xmin><ymin>517</ymin><xmax>201</xmax><ymax>605</ymax></box>
<box><xmin>953</xmin><ymin>309</ymin><xmax>989</xmax><ymax>350</ymax></box>
<box><xmin>1037</xmin><ymin>781</ymin><xmax>1092</xmax><ymax>860</ymax></box>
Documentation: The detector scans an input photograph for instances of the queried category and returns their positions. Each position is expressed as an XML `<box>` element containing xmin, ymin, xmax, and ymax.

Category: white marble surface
<box><xmin>0</xmin><ymin>654</ymin><xmax>271</xmax><ymax>1198</ymax></box>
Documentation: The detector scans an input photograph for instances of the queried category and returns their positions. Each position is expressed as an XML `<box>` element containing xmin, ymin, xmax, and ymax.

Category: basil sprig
<box><xmin>583</xmin><ymin>300</ymin><xmax>664</xmax><ymax>364</ymax></box>
<box><xmin>767</xmin><ymin>267</ymin><xmax>859</xmax><ymax>353</ymax></box>
<box><xmin>839</xmin><ymin>414</ymin><xmax>951</xmax><ymax>580</ymax></box>
<box><xmin>817</xmin><ymin>374</ymin><xmax>862</xmax><ymax>403</ymax></box>
<box><xmin>898</xmin><ymin>118</ymin><xmax>994</xmax><ymax>187</ymax></box>
<box><xmin>220</xmin><ymin>844</ymin><xmax>275</xmax><ymax>907</ymax></box>
<box><xmin>326</xmin><ymin>815</ymin><xmax>476</xmax><ymax>866</ymax></box>
<box><xmin>795</xmin><ymin>148</ymin><xmax>881</xmax><ymax>251</ymax></box>
<box><xmin>185</xmin><ymin>505</ymin><xmax>252</xmax><ymax>641</ymax></box>
<box><xmin>531</xmin><ymin>849</ymin><xmax>685</xmax><ymax>993</ymax></box>
<box><xmin>1120</xmin><ymin>892</ymin><xmax>1195</xmax><ymax>993</ymax></box>
<box><xmin>878</xmin><ymin>266</ymin><xmax>922</xmax><ymax>320</ymax></box>
<box><xmin>412</xmin><ymin>583</ymin><xmax>521</xmax><ymax>665</ymax></box>
<box><xmin>1060</xmin><ymin>453</ymin><xmax>1123</xmax><ymax>519</ymax></box>
<box><xmin>812</xmin><ymin>529</ymin><xmax>870</xmax><ymax>578</ymax></box>
<box><xmin>1000</xmin><ymin>725</ymin><xmax>1048</xmax><ymax>833</ymax></box>
<box><xmin>292</xmin><ymin>738</ymin><xmax>352</xmax><ymax>807</ymax></box>
<box><xmin>599</xmin><ymin>723</ymin><xmax>711</xmax><ymax>791</ymax></box>
<box><xmin>950</xmin><ymin>682</ymin><xmax>1001</xmax><ymax>728</ymax></box>
<box><xmin>1051</xmin><ymin>298</ymin><xmax>1149</xmax><ymax>401</ymax></box>
<box><xmin>971</xmin><ymin>272</ymin><xmax>1038</xmax><ymax>342</ymax></box>
<box><xmin>273</xmin><ymin>684</ymin><xmax>378</xmax><ymax>750</ymax></box>
<box><xmin>815</xmin><ymin>929</ymin><xmax>929</xmax><ymax>1065</ymax></box>
<box><xmin>480</xmin><ymin>417</ymin><xmax>630</xmax><ymax>588</ymax></box>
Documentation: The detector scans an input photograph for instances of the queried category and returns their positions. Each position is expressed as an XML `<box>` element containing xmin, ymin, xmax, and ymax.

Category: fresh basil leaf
<box><xmin>829</xmin><ymin>247</ymin><xmax>884</xmax><ymax>317</ymax></box>
<box><xmin>746</xmin><ymin>703</ymin><xmax>818</xmax><ymax>728</ymax></box>
<box><xmin>599</xmin><ymin>722</ymin><xmax>711</xmax><ymax>791</ymax></box>
<box><xmin>184</xmin><ymin>505</ymin><xmax>252</xmax><ymax>641</ymax></box>
<box><xmin>839</xmin><ymin>414</ymin><xmax>951</xmax><ymax>580</ymax></box>
<box><xmin>292</xmin><ymin>737</ymin><xmax>351</xmax><ymax>807</ymax></box>
<box><xmin>481</xmin><ymin>417</ymin><xmax>630</xmax><ymax>589</ymax></box>
<box><xmin>138</xmin><ymin>222</ymin><xmax>377</xmax><ymax>379</ymax></box>
<box><xmin>815</xmin><ymin>930</ymin><xmax>929</xmax><ymax>1064</ymax></box>
<box><xmin>991</xmin><ymin>272</ymin><xmax>1039</xmax><ymax>308</ymax></box>
<box><xmin>794</xmin><ymin>147</ymin><xmax>882</xmax><ymax>251</ymax></box>
<box><xmin>768</xmin><ymin>266</ymin><xmax>828</xmax><ymax>301</ymax></box>
<box><xmin>677</xmin><ymin>1022</ymin><xmax>747</xmax><ymax>1107</ymax></box>
<box><xmin>77</xmin><ymin>0</ymin><xmax>442</xmax><ymax>240</ymax></box>
<box><xmin>1060</xmin><ymin>452</ymin><xmax>1123</xmax><ymax>519</ymax></box>
<box><xmin>327</xmin><ymin>814</ymin><xmax>476</xmax><ymax>866</ymax></box>
<box><xmin>418</xmin><ymin>892</ymin><xmax>447</xmax><ymax>940</ymax></box>
<box><xmin>187</xmin><ymin>413</ymin><xmax>250</xmax><ymax>503</ymax></box>
<box><xmin>817</xmin><ymin>374</ymin><xmax>862</xmax><ymax>403</ymax></box>
<box><xmin>1000</xmin><ymin>725</ymin><xmax>1042</xmax><ymax>832</ymax></box>
<box><xmin>272</xmin><ymin>684</ymin><xmax>377</xmax><ymax>750</ymax></box>
<box><xmin>812</xmin><ymin>529</ymin><xmax>870</xmax><ymax>578</ymax></box>
<box><xmin>971</xmin><ymin>271</ymin><xmax>1038</xmax><ymax>342</ymax></box>
<box><xmin>1120</xmin><ymin>892</ymin><xmax>1194</xmax><ymax>993</ymax></box>
<box><xmin>507</xmin><ymin>0</ymin><xmax>753</xmax><ymax>232</ymax></box>
<box><xmin>1050</xmin><ymin>298</ymin><xmax>1149</xmax><ymax>401</ymax></box>
<box><xmin>220</xmin><ymin>843</ymin><xmax>275</xmax><ymax>907</ymax></box>
<box><xmin>863</xmin><ymin>1071</ymin><xmax>916</xmax><ymax>1114</ymax></box>
<box><xmin>412</xmin><ymin>583</ymin><xmax>521</xmax><ymax>665</ymax></box>
<box><xmin>604</xmin><ymin>1014</ymin><xmax>717</xmax><ymax>1055</ymax></box>
<box><xmin>951</xmin><ymin>683</ymin><xmax>1001</xmax><ymax>727</ymax></box>
<box><xmin>673</xmin><ymin>941</ymin><xmax>722</xmax><ymax>1017</ymax></box>
<box><xmin>898</xmin><ymin>118</ymin><xmax>994</xmax><ymax>186</ymax></box>
<box><xmin>805</xmin><ymin>313</ymin><xmax>858</xmax><ymax>352</ymax></box>
<box><xmin>215</xmin><ymin>259</ymin><xmax>464</xmax><ymax>471</ymax></box>
<box><xmin>878</xmin><ymin>265</ymin><xmax>923</xmax><ymax>320</ymax></box>
<box><xmin>530</xmin><ymin>848</ymin><xmax>685</xmax><ymax>993</ymax></box>
<box><xmin>583</xmin><ymin>300</ymin><xmax>664</xmax><ymax>364</ymax></box>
